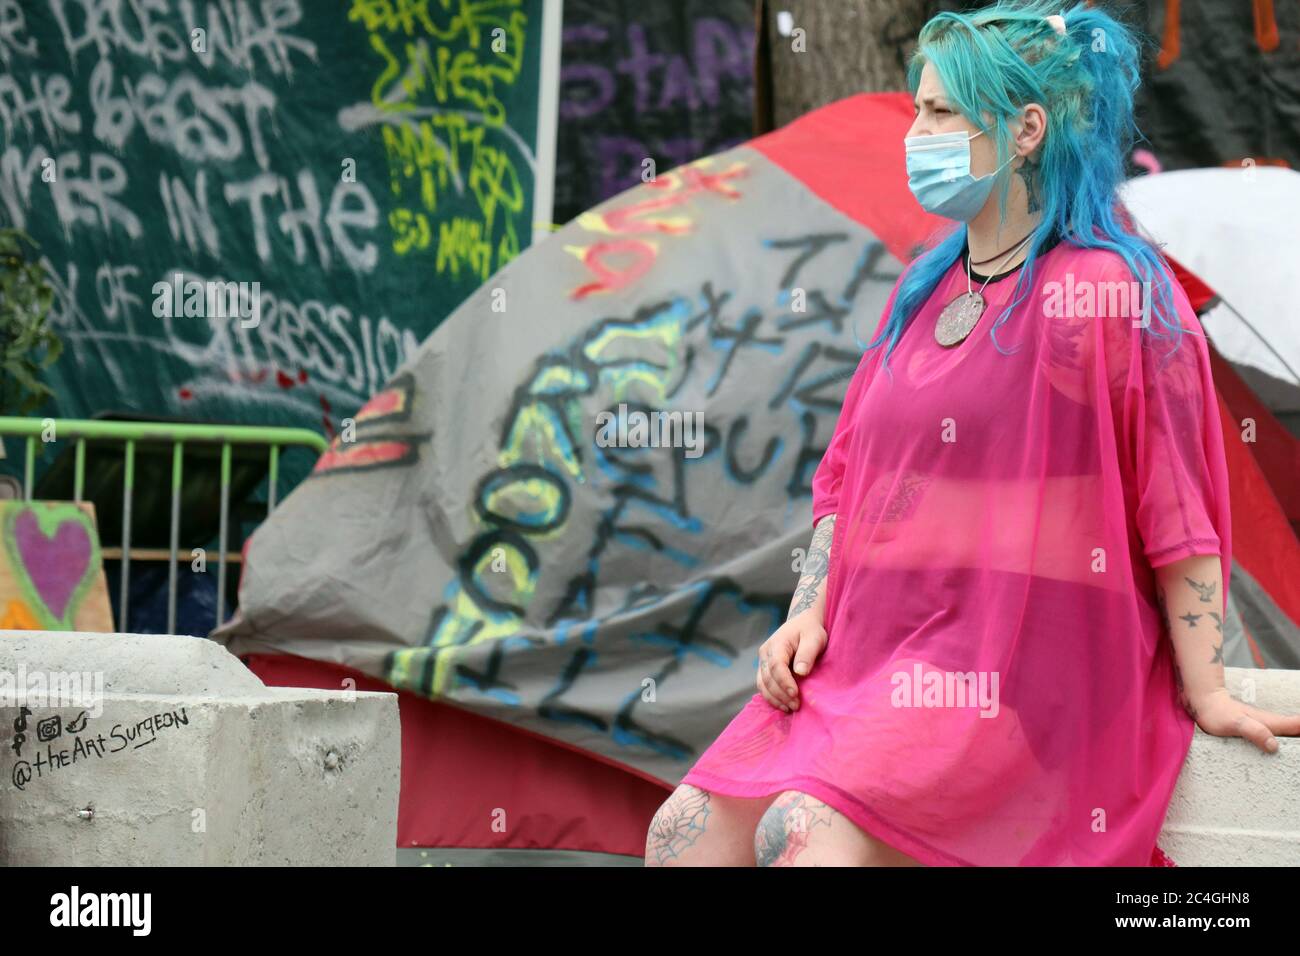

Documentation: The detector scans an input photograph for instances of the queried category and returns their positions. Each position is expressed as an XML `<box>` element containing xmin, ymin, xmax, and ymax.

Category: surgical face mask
<box><xmin>904</xmin><ymin>128</ymin><xmax>1016</xmax><ymax>221</ymax></box>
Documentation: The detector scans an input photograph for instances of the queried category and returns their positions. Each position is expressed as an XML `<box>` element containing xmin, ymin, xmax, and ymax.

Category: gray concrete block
<box><xmin>0</xmin><ymin>632</ymin><xmax>399</xmax><ymax>866</ymax></box>
<box><xmin>4</xmin><ymin>636</ymin><xmax>1294</xmax><ymax>866</ymax></box>
<box><xmin>1159</xmin><ymin>666</ymin><xmax>1300</xmax><ymax>866</ymax></box>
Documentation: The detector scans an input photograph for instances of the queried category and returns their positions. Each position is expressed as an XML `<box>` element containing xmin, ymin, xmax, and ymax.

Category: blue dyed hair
<box><xmin>866</xmin><ymin>0</ymin><xmax>1181</xmax><ymax>370</ymax></box>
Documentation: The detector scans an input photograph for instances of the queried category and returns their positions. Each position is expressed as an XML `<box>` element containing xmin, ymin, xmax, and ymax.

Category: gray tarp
<box><xmin>215</xmin><ymin>144</ymin><xmax>903</xmax><ymax>785</ymax></box>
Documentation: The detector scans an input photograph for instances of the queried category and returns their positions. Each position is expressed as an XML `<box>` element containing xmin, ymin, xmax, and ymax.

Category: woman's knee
<box><xmin>754</xmin><ymin>789</ymin><xmax>922</xmax><ymax>866</ymax></box>
<box><xmin>646</xmin><ymin>784</ymin><xmax>774</xmax><ymax>866</ymax></box>
<box><xmin>645</xmin><ymin>784</ymin><xmax>715</xmax><ymax>866</ymax></box>
<box><xmin>754</xmin><ymin>790</ymin><xmax>838</xmax><ymax>866</ymax></box>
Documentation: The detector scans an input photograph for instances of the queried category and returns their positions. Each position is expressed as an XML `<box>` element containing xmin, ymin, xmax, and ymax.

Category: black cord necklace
<box><xmin>968</xmin><ymin>230</ymin><xmax>1036</xmax><ymax>266</ymax></box>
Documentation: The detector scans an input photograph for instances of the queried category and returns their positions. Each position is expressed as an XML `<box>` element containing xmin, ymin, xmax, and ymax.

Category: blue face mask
<box><xmin>905</xmin><ymin>128</ymin><xmax>1015</xmax><ymax>221</ymax></box>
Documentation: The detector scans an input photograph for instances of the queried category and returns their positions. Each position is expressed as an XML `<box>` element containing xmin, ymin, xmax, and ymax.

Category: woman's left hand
<box><xmin>1188</xmin><ymin>686</ymin><xmax>1300</xmax><ymax>753</ymax></box>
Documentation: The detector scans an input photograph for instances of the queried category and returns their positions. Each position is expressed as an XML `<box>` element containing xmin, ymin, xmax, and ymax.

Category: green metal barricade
<box><xmin>0</xmin><ymin>418</ymin><xmax>327</xmax><ymax>634</ymax></box>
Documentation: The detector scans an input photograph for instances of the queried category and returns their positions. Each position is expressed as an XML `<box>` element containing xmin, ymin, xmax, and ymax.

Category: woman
<box><xmin>645</xmin><ymin>0</ymin><xmax>1300</xmax><ymax>867</ymax></box>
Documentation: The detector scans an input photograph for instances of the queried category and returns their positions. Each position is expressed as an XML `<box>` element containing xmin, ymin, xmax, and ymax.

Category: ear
<box><xmin>1014</xmin><ymin>103</ymin><xmax>1049</xmax><ymax>160</ymax></box>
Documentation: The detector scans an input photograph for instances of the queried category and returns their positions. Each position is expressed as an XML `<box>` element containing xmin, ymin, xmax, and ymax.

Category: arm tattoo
<box><xmin>1154</xmin><ymin>584</ymin><xmax>1173</xmax><ymax>634</ymax></box>
<box><xmin>1185</xmin><ymin>577</ymin><xmax>1217</xmax><ymax>604</ymax></box>
<box><xmin>1157</xmin><ymin>584</ymin><xmax>1198</xmax><ymax>719</ymax></box>
<box><xmin>789</xmin><ymin>516</ymin><xmax>835</xmax><ymax>619</ymax></box>
<box><xmin>646</xmin><ymin>788</ymin><xmax>712</xmax><ymax>865</ymax></box>
<box><xmin>1173</xmin><ymin>659</ymin><xmax>1198</xmax><ymax>720</ymax></box>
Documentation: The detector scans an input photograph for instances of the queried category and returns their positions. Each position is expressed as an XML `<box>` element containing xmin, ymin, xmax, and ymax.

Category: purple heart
<box><xmin>13</xmin><ymin>510</ymin><xmax>92</xmax><ymax>621</ymax></box>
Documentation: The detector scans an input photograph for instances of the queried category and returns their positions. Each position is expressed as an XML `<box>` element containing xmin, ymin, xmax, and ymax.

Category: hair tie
<box><xmin>1045</xmin><ymin>14</ymin><xmax>1067</xmax><ymax>36</ymax></box>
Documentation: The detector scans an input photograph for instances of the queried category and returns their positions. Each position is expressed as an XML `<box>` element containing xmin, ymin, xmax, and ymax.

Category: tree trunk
<box><xmin>759</xmin><ymin>0</ymin><xmax>955</xmax><ymax>131</ymax></box>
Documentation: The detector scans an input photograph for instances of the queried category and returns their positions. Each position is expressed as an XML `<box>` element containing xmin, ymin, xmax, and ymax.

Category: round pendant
<box><xmin>935</xmin><ymin>292</ymin><xmax>985</xmax><ymax>347</ymax></box>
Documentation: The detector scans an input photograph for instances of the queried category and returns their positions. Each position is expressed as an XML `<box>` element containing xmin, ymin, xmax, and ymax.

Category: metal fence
<box><xmin>0</xmin><ymin>417</ymin><xmax>327</xmax><ymax>634</ymax></box>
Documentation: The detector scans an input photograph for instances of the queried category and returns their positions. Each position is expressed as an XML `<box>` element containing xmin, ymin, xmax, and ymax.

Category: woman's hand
<box><xmin>1187</xmin><ymin>686</ymin><xmax>1300</xmax><ymax>753</ymax></box>
<box><xmin>756</xmin><ymin>610</ymin><xmax>827</xmax><ymax>713</ymax></box>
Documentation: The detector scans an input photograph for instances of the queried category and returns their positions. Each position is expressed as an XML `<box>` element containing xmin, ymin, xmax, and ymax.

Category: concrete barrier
<box><xmin>1160</xmin><ymin>666</ymin><xmax>1300</xmax><ymax>865</ymax></box>
<box><xmin>0</xmin><ymin>632</ymin><xmax>399</xmax><ymax>866</ymax></box>
<box><xmin>2</xmin><ymin>633</ymin><xmax>1294</xmax><ymax>865</ymax></box>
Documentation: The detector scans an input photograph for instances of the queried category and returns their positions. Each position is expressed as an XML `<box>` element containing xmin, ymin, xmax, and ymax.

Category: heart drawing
<box><xmin>3</xmin><ymin>504</ymin><xmax>99</xmax><ymax>628</ymax></box>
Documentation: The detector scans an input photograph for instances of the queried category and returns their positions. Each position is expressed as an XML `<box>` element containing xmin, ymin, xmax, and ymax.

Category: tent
<box><xmin>223</xmin><ymin>93</ymin><xmax>1300</xmax><ymax>863</ymax></box>
<box><xmin>1119</xmin><ymin>168</ymin><xmax>1300</xmax><ymax>667</ymax></box>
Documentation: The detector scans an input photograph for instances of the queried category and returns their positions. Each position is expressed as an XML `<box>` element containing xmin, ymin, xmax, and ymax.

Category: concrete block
<box><xmin>1160</xmin><ymin>666</ymin><xmax>1300</xmax><ymax>865</ymax></box>
<box><xmin>0</xmin><ymin>632</ymin><xmax>399</xmax><ymax>865</ymax></box>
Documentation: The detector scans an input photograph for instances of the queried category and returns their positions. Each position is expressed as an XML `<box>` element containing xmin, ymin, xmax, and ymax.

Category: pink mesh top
<box><xmin>681</xmin><ymin>237</ymin><xmax>1231</xmax><ymax>865</ymax></box>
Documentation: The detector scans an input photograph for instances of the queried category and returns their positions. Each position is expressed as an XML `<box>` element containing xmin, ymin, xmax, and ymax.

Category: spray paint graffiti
<box><xmin>566</xmin><ymin>159</ymin><xmax>749</xmax><ymax>300</ymax></box>
<box><xmin>312</xmin><ymin>372</ymin><xmax>427</xmax><ymax>475</ymax></box>
<box><xmin>219</xmin><ymin>144</ymin><xmax>904</xmax><ymax>784</ymax></box>
<box><xmin>0</xmin><ymin>501</ymin><xmax>112</xmax><ymax>631</ymax></box>
<box><xmin>554</xmin><ymin>0</ymin><xmax>755</xmax><ymax>223</ymax></box>
<box><xmin>344</xmin><ymin>0</ymin><xmax>532</xmax><ymax>282</ymax></box>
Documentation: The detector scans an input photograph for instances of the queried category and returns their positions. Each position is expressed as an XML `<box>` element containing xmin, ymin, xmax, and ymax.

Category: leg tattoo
<box><xmin>647</xmin><ymin>788</ymin><xmax>712</xmax><ymax>865</ymax></box>
<box><xmin>755</xmin><ymin>793</ymin><xmax>834</xmax><ymax>866</ymax></box>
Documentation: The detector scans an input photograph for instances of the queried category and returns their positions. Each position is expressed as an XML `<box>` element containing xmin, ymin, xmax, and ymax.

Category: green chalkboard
<box><xmin>0</xmin><ymin>0</ymin><xmax>548</xmax><ymax>488</ymax></box>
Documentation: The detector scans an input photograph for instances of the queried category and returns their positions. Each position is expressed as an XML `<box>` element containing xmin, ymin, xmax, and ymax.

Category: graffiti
<box><xmin>0</xmin><ymin>1</ymin><xmax>472</xmax><ymax>440</ymax></box>
<box><xmin>7</xmin><ymin>707</ymin><xmax>190</xmax><ymax>791</ymax></box>
<box><xmin>220</xmin><ymin>138</ymin><xmax>905</xmax><ymax>783</ymax></box>
<box><xmin>311</xmin><ymin>371</ymin><xmax>427</xmax><ymax>476</ymax></box>
<box><xmin>567</xmin><ymin>159</ymin><xmax>749</xmax><ymax>300</ymax></box>
<box><xmin>0</xmin><ymin>502</ymin><xmax>109</xmax><ymax>631</ymax></box>
<box><xmin>0</xmin><ymin>599</ymin><xmax>43</xmax><ymax>630</ymax></box>
<box><xmin>36</xmin><ymin>714</ymin><xmax>61</xmax><ymax>741</ymax></box>
<box><xmin>345</xmin><ymin>0</ymin><xmax>531</xmax><ymax>281</ymax></box>
<box><xmin>376</xmin><ymin>161</ymin><xmax>900</xmax><ymax>764</ymax></box>
<box><xmin>554</xmin><ymin>0</ymin><xmax>755</xmax><ymax>223</ymax></box>
<box><xmin>11</xmin><ymin>705</ymin><xmax>30</xmax><ymax>757</ymax></box>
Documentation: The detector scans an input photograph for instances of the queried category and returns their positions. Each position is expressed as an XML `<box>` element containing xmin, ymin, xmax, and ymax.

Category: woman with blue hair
<box><xmin>650</xmin><ymin>0</ymin><xmax>1300</xmax><ymax>866</ymax></box>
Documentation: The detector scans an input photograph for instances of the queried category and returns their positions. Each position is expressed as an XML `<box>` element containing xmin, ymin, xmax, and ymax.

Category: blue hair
<box><xmin>865</xmin><ymin>0</ymin><xmax>1183</xmax><ymax>373</ymax></box>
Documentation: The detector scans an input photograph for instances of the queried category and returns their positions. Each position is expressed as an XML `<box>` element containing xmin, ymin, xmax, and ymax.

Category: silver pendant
<box><xmin>935</xmin><ymin>291</ymin><xmax>985</xmax><ymax>347</ymax></box>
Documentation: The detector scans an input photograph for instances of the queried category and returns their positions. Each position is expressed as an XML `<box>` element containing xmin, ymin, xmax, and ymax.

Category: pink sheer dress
<box><xmin>680</xmin><ymin>236</ymin><xmax>1231</xmax><ymax>866</ymax></box>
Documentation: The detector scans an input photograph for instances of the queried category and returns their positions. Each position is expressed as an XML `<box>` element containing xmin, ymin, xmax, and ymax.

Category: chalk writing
<box><xmin>0</xmin><ymin>0</ymin><xmax>545</xmax><ymax>453</ymax></box>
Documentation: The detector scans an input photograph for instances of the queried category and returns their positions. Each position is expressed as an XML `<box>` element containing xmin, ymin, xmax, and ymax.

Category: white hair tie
<box><xmin>1045</xmin><ymin>14</ymin><xmax>1067</xmax><ymax>36</ymax></box>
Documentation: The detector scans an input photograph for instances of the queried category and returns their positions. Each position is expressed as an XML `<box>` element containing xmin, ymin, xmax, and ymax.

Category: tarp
<box><xmin>218</xmin><ymin>93</ymin><xmax>1300</xmax><ymax>803</ymax></box>
<box><xmin>1119</xmin><ymin>169</ymin><xmax>1300</xmax><ymax>408</ymax></box>
<box><xmin>217</xmin><ymin>94</ymin><xmax>930</xmax><ymax>788</ymax></box>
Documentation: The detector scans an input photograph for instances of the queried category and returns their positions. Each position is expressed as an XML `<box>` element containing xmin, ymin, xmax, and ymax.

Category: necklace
<box><xmin>934</xmin><ymin>233</ymin><xmax>1035</xmax><ymax>347</ymax></box>
<box><xmin>968</xmin><ymin>230</ymin><xmax>1034</xmax><ymax>266</ymax></box>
